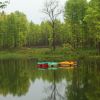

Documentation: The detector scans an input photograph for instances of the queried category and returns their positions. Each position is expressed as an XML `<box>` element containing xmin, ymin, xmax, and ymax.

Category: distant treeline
<box><xmin>0</xmin><ymin>0</ymin><xmax>100</xmax><ymax>52</ymax></box>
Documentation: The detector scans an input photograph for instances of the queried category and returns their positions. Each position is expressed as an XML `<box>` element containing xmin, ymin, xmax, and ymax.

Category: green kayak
<box><xmin>47</xmin><ymin>62</ymin><xmax>58</xmax><ymax>67</ymax></box>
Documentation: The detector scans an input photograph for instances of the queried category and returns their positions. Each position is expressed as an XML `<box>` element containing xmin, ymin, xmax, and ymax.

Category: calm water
<box><xmin>0</xmin><ymin>58</ymin><xmax>100</xmax><ymax>100</ymax></box>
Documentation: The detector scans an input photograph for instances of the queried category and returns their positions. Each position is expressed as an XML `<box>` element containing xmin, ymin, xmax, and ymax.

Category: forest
<box><xmin>0</xmin><ymin>1</ymin><xmax>100</xmax><ymax>99</ymax></box>
<box><xmin>0</xmin><ymin>0</ymin><xmax>100</xmax><ymax>59</ymax></box>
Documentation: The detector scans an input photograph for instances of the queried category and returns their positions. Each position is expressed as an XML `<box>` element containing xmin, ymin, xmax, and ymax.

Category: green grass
<box><xmin>0</xmin><ymin>47</ymin><xmax>99</xmax><ymax>61</ymax></box>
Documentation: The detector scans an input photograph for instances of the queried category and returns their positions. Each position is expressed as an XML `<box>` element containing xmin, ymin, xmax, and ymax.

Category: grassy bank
<box><xmin>0</xmin><ymin>47</ymin><xmax>77</xmax><ymax>61</ymax></box>
<box><xmin>0</xmin><ymin>47</ymin><xmax>99</xmax><ymax>61</ymax></box>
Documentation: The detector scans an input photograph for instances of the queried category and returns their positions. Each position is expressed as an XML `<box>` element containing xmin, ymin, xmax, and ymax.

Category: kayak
<box><xmin>37</xmin><ymin>63</ymin><xmax>48</xmax><ymax>69</ymax></box>
<box><xmin>37</xmin><ymin>61</ymin><xmax>77</xmax><ymax>70</ymax></box>
<box><xmin>59</xmin><ymin>61</ymin><xmax>77</xmax><ymax>67</ymax></box>
<box><xmin>47</xmin><ymin>62</ymin><xmax>58</xmax><ymax>68</ymax></box>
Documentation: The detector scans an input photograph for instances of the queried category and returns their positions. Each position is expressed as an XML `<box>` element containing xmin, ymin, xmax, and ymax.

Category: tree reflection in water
<box><xmin>0</xmin><ymin>58</ymin><xmax>99</xmax><ymax>100</ymax></box>
<box><xmin>0</xmin><ymin>59</ymin><xmax>34</xmax><ymax>96</ymax></box>
<box><xmin>0</xmin><ymin>59</ymin><xmax>73</xmax><ymax>99</ymax></box>
<box><xmin>0</xmin><ymin>58</ymin><xmax>74</xmax><ymax>99</ymax></box>
<box><xmin>66</xmin><ymin>58</ymin><xmax>100</xmax><ymax>100</ymax></box>
<box><xmin>43</xmin><ymin>70</ymin><xmax>70</xmax><ymax>100</ymax></box>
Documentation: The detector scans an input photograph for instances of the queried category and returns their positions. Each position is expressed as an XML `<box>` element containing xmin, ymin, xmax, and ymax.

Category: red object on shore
<box><xmin>37</xmin><ymin>64</ymin><xmax>48</xmax><ymax>69</ymax></box>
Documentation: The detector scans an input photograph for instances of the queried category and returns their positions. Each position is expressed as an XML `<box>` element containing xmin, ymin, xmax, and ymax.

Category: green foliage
<box><xmin>84</xmin><ymin>0</ymin><xmax>100</xmax><ymax>49</ymax></box>
<box><xmin>0</xmin><ymin>0</ymin><xmax>100</xmax><ymax>55</ymax></box>
<box><xmin>62</xmin><ymin>43</ymin><xmax>73</xmax><ymax>50</ymax></box>
<box><xmin>64</xmin><ymin>0</ymin><xmax>88</xmax><ymax>48</ymax></box>
<box><xmin>0</xmin><ymin>11</ymin><xmax>29</xmax><ymax>49</ymax></box>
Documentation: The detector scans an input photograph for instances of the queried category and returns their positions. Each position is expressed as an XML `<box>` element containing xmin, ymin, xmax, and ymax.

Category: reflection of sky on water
<box><xmin>0</xmin><ymin>79</ymin><xmax>67</xmax><ymax>100</ymax></box>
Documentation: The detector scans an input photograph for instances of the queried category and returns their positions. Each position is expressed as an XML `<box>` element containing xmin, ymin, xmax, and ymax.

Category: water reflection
<box><xmin>0</xmin><ymin>58</ymin><xmax>100</xmax><ymax>100</ymax></box>
<box><xmin>43</xmin><ymin>70</ymin><xmax>66</xmax><ymax>100</ymax></box>
<box><xmin>35</xmin><ymin>68</ymin><xmax>73</xmax><ymax>100</ymax></box>
<box><xmin>0</xmin><ymin>59</ymin><xmax>33</xmax><ymax>96</ymax></box>
<box><xmin>66</xmin><ymin>58</ymin><xmax>100</xmax><ymax>100</ymax></box>
<box><xmin>0</xmin><ymin>59</ymin><xmax>73</xmax><ymax>100</ymax></box>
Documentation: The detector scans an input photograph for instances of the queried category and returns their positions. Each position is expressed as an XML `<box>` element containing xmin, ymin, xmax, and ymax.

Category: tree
<box><xmin>64</xmin><ymin>0</ymin><xmax>87</xmax><ymax>48</ymax></box>
<box><xmin>40</xmin><ymin>21</ymin><xmax>52</xmax><ymax>47</ymax></box>
<box><xmin>0</xmin><ymin>11</ymin><xmax>30</xmax><ymax>49</ymax></box>
<box><xmin>84</xmin><ymin>0</ymin><xmax>100</xmax><ymax>53</ymax></box>
<box><xmin>0</xmin><ymin>12</ymin><xmax>8</xmax><ymax>49</ymax></box>
<box><xmin>26</xmin><ymin>22</ymin><xmax>41</xmax><ymax>47</ymax></box>
<box><xmin>42</xmin><ymin>0</ymin><xmax>62</xmax><ymax>50</ymax></box>
<box><xmin>0</xmin><ymin>0</ymin><xmax>9</xmax><ymax>9</ymax></box>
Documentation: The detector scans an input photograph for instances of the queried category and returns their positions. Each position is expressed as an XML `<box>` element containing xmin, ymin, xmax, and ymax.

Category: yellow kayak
<box><xmin>59</xmin><ymin>61</ymin><xmax>77</xmax><ymax>67</ymax></box>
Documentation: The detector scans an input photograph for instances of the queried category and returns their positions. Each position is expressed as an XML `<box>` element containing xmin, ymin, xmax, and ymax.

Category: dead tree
<box><xmin>42</xmin><ymin>0</ymin><xmax>62</xmax><ymax>50</ymax></box>
<box><xmin>0</xmin><ymin>0</ymin><xmax>9</xmax><ymax>9</ymax></box>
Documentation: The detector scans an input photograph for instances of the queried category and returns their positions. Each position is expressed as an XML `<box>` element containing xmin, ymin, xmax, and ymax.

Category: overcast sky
<box><xmin>4</xmin><ymin>0</ymin><xmax>66</xmax><ymax>24</ymax></box>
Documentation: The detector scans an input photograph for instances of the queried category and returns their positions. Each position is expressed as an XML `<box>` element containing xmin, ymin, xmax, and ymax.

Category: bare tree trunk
<box><xmin>42</xmin><ymin>0</ymin><xmax>62</xmax><ymax>51</ymax></box>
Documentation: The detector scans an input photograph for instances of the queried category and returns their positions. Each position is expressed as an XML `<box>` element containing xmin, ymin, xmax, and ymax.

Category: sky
<box><xmin>3</xmin><ymin>0</ymin><xmax>66</xmax><ymax>24</ymax></box>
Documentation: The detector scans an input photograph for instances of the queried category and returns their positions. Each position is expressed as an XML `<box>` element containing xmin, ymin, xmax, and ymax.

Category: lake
<box><xmin>0</xmin><ymin>58</ymin><xmax>100</xmax><ymax>100</ymax></box>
